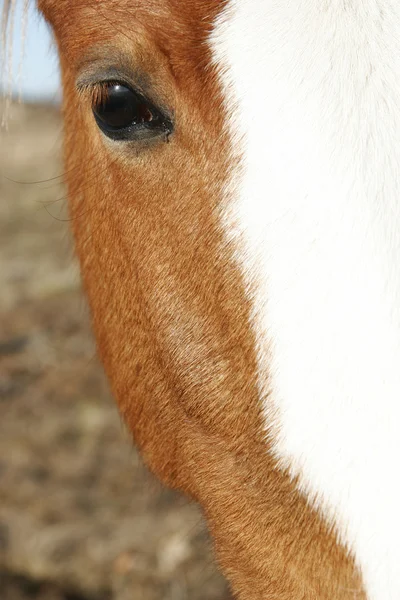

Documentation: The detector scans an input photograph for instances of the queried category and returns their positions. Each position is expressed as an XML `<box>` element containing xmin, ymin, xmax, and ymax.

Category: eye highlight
<box><xmin>86</xmin><ymin>81</ymin><xmax>173</xmax><ymax>142</ymax></box>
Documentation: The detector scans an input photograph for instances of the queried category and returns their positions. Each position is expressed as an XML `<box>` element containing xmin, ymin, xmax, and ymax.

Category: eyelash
<box><xmin>78</xmin><ymin>81</ymin><xmax>112</xmax><ymax>106</ymax></box>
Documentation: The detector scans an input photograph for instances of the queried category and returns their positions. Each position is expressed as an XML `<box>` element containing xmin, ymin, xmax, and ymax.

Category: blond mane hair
<box><xmin>1</xmin><ymin>0</ymin><xmax>29</xmax><ymax>124</ymax></box>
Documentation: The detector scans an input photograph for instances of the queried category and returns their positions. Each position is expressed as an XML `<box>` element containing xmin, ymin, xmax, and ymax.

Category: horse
<box><xmin>3</xmin><ymin>1</ymin><xmax>400</xmax><ymax>598</ymax></box>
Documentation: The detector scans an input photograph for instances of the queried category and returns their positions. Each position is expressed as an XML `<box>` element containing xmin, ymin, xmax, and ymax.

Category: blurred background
<box><xmin>0</xmin><ymin>2</ymin><xmax>229</xmax><ymax>598</ymax></box>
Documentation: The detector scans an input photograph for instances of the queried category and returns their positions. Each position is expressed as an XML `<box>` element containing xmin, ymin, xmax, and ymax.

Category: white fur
<box><xmin>211</xmin><ymin>1</ymin><xmax>400</xmax><ymax>598</ymax></box>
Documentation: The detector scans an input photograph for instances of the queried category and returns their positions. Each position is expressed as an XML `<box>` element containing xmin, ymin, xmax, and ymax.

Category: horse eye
<box><xmin>92</xmin><ymin>83</ymin><xmax>171</xmax><ymax>141</ymax></box>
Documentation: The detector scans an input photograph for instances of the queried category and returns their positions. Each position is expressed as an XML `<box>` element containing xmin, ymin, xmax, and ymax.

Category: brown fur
<box><xmin>34</xmin><ymin>1</ymin><xmax>366</xmax><ymax>597</ymax></box>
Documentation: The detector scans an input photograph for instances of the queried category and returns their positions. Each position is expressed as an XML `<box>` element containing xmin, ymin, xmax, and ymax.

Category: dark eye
<box><xmin>92</xmin><ymin>82</ymin><xmax>172</xmax><ymax>142</ymax></box>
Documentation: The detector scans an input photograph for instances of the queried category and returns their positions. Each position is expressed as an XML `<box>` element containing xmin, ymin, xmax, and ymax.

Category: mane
<box><xmin>1</xmin><ymin>0</ymin><xmax>29</xmax><ymax>125</ymax></box>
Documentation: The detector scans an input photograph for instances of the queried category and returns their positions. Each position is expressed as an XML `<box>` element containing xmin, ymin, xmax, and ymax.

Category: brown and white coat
<box><xmin>6</xmin><ymin>1</ymin><xmax>400</xmax><ymax>598</ymax></box>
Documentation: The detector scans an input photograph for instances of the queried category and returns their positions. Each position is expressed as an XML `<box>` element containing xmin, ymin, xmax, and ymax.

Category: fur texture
<box><xmin>11</xmin><ymin>0</ymin><xmax>400</xmax><ymax>597</ymax></box>
<box><xmin>212</xmin><ymin>2</ymin><xmax>400</xmax><ymax>598</ymax></box>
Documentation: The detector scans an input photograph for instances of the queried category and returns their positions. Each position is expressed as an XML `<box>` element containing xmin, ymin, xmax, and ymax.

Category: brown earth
<box><xmin>0</xmin><ymin>101</ymin><xmax>230</xmax><ymax>600</ymax></box>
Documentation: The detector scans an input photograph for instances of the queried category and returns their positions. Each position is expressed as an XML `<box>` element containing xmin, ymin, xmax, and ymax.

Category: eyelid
<box><xmin>76</xmin><ymin>68</ymin><xmax>173</xmax><ymax>123</ymax></box>
<box><xmin>77</xmin><ymin>67</ymin><xmax>140</xmax><ymax>93</ymax></box>
<box><xmin>76</xmin><ymin>68</ymin><xmax>145</xmax><ymax>106</ymax></box>
<box><xmin>76</xmin><ymin>57</ymin><xmax>132</xmax><ymax>82</ymax></box>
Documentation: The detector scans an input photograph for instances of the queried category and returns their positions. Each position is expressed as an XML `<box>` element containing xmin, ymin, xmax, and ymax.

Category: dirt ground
<box><xmin>0</xmin><ymin>102</ymin><xmax>230</xmax><ymax>600</ymax></box>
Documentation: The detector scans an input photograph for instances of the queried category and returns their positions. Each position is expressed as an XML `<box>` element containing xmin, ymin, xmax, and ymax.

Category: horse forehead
<box><xmin>38</xmin><ymin>0</ymin><xmax>229</xmax><ymax>88</ymax></box>
<box><xmin>39</xmin><ymin>0</ymin><xmax>227</xmax><ymax>35</ymax></box>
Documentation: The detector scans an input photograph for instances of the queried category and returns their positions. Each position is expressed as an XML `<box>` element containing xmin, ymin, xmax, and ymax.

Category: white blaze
<box><xmin>211</xmin><ymin>1</ymin><xmax>400</xmax><ymax>598</ymax></box>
